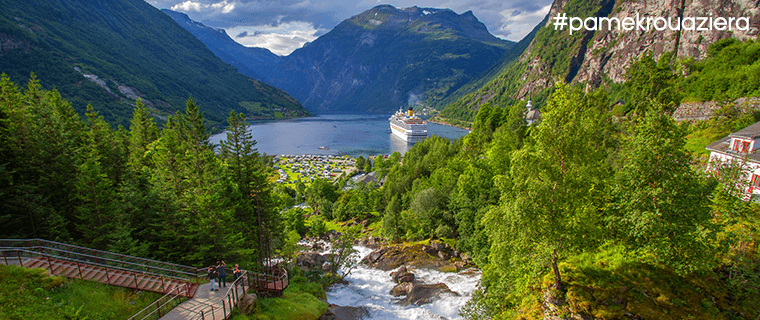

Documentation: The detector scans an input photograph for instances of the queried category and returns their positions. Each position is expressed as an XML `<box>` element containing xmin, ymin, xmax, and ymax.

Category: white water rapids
<box><xmin>325</xmin><ymin>245</ymin><xmax>481</xmax><ymax>319</ymax></box>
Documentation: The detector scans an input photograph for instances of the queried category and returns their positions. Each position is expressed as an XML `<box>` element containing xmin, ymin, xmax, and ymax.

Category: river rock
<box><xmin>390</xmin><ymin>266</ymin><xmax>415</xmax><ymax>283</ymax></box>
<box><xmin>401</xmin><ymin>283</ymin><xmax>459</xmax><ymax>306</ymax></box>
<box><xmin>390</xmin><ymin>282</ymin><xmax>414</xmax><ymax>297</ymax></box>
<box><xmin>320</xmin><ymin>304</ymin><xmax>369</xmax><ymax>320</ymax></box>
<box><xmin>322</xmin><ymin>261</ymin><xmax>333</xmax><ymax>273</ymax></box>
<box><xmin>237</xmin><ymin>293</ymin><xmax>257</xmax><ymax>315</ymax></box>
<box><xmin>437</xmin><ymin>251</ymin><xmax>450</xmax><ymax>261</ymax></box>
<box><xmin>297</xmin><ymin>252</ymin><xmax>327</xmax><ymax>271</ymax></box>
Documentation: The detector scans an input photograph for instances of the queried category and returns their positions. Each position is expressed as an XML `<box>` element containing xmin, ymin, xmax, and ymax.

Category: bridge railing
<box><xmin>127</xmin><ymin>285</ymin><xmax>189</xmax><ymax>320</ymax></box>
<box><xmin>0</xmin><ymin>239</ymin><xmax>202</xmax><ymax>281</ymax></box>
<box><xmin>188</xmin><ymin>270</ymin><xmax>251</xmax><ymax>320</ymax></box>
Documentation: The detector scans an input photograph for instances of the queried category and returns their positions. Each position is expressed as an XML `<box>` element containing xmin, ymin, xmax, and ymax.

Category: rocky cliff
<box><xmin>445</xmin><ymin>0</ymin><xmax>760</xmax><ymax>121</ymax></box>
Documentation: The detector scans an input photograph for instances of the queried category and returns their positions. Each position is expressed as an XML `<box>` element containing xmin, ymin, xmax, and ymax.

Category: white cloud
<box><xmin>170</xmin><ymin>0</ymin><xmax>237</xmax><ymax>14</ymax></box>
<box><xmin>171</xmin><ymin>0</ymin><xmax>204</xmax><ymax>12</ymax></box>
<box><xmin>226</xmin><ymin>21</ymin><xmax>321</xmax><ymax>55</ymax></box>
<box><xmin>495</xmin><ymin>4</ymin><xmax>551</xmax><ymax>41</ymax></box>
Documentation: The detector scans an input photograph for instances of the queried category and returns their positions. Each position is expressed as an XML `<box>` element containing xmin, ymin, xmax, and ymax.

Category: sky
<box><xmin>146</xmin><ymin>0</ymin><xmax>553</xmax><ymax>56</ymax></box>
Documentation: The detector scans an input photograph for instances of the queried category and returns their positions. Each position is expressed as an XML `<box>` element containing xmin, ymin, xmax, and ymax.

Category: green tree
<box><xmin>613</xmin><ymin>110</ymin><xmax>717</xmax><ymax>274</ymax></box>
<box><xmin>74</xmin><ymin>106</ymin><xmax>119</xmax><ymax>249</ymax></box>
<box><xmin>624</xmin><ymin>51</ymin><xmax>682</xmax><ymax>114</ymax></box>
<box><xmin>382</xmin><ymin>195</ymin><xmax>403</xmax><ymax>241</ymax></box>
<box><xmin>355</xmin><ymin>156</ymin><xmax>366</xmax><ymax>171</ymax></box>
<box><xmin>484</xmin><ymin>84</ymin><xmax>615</xmax><ymax>298</ymax></box>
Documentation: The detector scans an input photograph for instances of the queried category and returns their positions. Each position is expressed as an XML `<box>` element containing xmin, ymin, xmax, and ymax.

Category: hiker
<box><xmin>233</xmin><ymin>264</ymin><xmax>241</xmax><ymax>281</ymax></box>
<box><xmin>217</xmin><ymin>260</ymin><xmax>227</xmax><ymax>288</ymax></box>
<box><xmin>207</xmin><ymin>266</ymin><xmax>218</xmax><ymax>291</ymax></box>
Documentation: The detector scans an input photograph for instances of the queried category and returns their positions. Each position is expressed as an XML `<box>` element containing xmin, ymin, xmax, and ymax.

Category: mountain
<box><xmin>0</xmin><ymin>0</ymin><xmax>307</xmax><ymax>129</ymax></box>
<box><xmin>441</xmin><ymin>0</ymin><xmax>760</xmax><ymax>122</ymax></box>
<box><xmin>161</xmin><ymin>9</ymin><xmax>281</xmax><ymax>83</ymax></box>
<box><xmin>169</xmin><ymin>5</ymin><xmax>514</xmax><ymax>114</ymax></box>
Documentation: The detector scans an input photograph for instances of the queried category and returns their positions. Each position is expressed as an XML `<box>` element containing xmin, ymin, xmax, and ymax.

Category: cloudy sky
<box><xmin>146</xmin><ymin>0</ymin><xmax>553</xmax><ymax>56</ymax></box>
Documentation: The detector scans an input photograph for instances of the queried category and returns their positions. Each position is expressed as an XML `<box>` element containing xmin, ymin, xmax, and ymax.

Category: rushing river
<box><xmin>327</xmin><ymin>246</ymin><xmax>481</xmax><ymax>320</ymax></box>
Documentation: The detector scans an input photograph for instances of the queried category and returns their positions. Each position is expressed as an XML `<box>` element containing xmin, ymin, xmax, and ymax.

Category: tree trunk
<box><xmin>551</xmin><ymin>248</ymin><xmax>564</xmax><ymax>291</ymax></box>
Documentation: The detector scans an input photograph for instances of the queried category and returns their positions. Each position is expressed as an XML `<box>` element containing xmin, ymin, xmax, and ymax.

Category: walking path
<box><xmin>160</xmin><ymin>282</ymin><xmax>246</xmax><ymax>320</ymax></box>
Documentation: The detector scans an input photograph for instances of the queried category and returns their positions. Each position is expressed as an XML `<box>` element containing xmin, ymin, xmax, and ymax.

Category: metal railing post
<box><xmin>17</xmin><ymin>250</ymin><xmax>22</xmax><ymax>267</ymax></box>
<box><xmin>201</xmin><ymin>310</ymin><xmax>205</xmax><ymax>320</ymax></box>
<box><xmin>222</xmin><ymin>299</ymin><xmax>227</xmax><ymax>319</ymax></box>
<box><xmin>156</xmin><ymin>300</ymin><xmax>162</xmax><ymax>317</ymax></box>
<box><xmin>77</xmin><ymin>261</ymin><xmax>83</xmax><ymax>280</ymax></box>
<box><xmin>105</xmin><ymin>265</ymin><xmax>111</xmax><ymax>284</ymax></box>
<box><xmin>46</xmin><ymin>255</ymin><xmax>53</xmax><ymax>274</ymax></box>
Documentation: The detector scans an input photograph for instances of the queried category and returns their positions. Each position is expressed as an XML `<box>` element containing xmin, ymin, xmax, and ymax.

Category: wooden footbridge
<box><xmin>0</xmin><ymin>239</ymin><xmax>288</xmax><ymax>320</ymax></box>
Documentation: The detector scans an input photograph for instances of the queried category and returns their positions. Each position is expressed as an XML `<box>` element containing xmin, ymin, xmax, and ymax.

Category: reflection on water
<box><xmin>389</xmin><ymin>134</ymin><xmax>410</xmax><ymax>156</ymax></box>
<box><xmin>209</xmin><ymin>114</ymin><xmax>469</xmax><ymax>158</ymax></box>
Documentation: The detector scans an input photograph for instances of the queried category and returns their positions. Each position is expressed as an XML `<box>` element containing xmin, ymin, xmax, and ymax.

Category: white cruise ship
<box><xmin>389</xmin><ymin>107</ymin><xmax>427</xmax><ymax>143</ymax></box>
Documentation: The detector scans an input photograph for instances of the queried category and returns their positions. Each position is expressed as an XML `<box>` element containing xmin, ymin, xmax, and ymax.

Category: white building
<box><xmin>525</xmin><ymin>100</ymin><xmax>541</xmax><ymax>125</ymax></box>
<box><xmin>706</xmin><ymin>120</ymin><xmax>760</xmax><ymax>200</ymax></box>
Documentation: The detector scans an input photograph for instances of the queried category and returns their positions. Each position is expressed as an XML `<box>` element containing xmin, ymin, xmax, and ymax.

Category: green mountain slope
<box><xmin>434</xmin><ymin>14</ymin><xmax>547</xmax><ymax>123</ymax></box>
<box><xmin>267</xmin><ymin>5</ymin><xmax>514</xmax><ymax>114</ymax></box>
<box><xmin>441</xmin><ymin>0</ymin><xmax>759</xmax><ymax>123</ymax></box>
<box><xmin>0</xmin><ymin>0</ymin><xmax>307</xmax><ymax>128</ymax></box>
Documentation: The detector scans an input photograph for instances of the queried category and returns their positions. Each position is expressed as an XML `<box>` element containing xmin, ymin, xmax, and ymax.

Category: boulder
<box><xmin>390</xmin><ymin>282</ymin><xmax>414</xmax><ymax>297</ymax></box>
<box><xmin>320</xmin><ymin>304</ymin><xmax>369</xmax><ymax>320</ymax></box>
<box><xmin>322</xmin><ymin>261</ymin><xmax>333</xmax><ymax>273</ymax></box>
<box><xmin>237</xmin><ymin>293</ymin><xmax>257</xmax><ymax>315</ymax></box>
<box><xmin>297</xmin><ymin>252</ymin><xmax>327</xmax><ymax>271</ymax></box>
<box><xmin>360</xmin><ymin>247</ymin><xmax>388</xmax><ymax>265</ymax></box>
<box><xmin>396</xmin><ymin>272</ymin><xmax>415</xmax><ymax>283</ymax></box>
<box><xmin>401</xmin><ymin>283</ymin><xmax>458</xmax><ymax>306</ymax></box>
<box><xmin>437</xmin><ymin>251</ymin><xmax>450</xmax><ymax>261</ymax></box>
<box><xmin>421</xmin><ymin>245</ymin><xmax>437</xmax><ymax>255</ymax></box>
<box><xmin>390</xmin><ymin>265</ymin><xmax>415</xmax><ymax>283</ymax></box>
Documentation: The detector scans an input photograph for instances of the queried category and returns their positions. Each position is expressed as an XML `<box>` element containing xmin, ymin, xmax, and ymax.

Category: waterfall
<box><xmin>326</xmin><ymin>246</ymin><xmax>481</xmax><ymax>319</ymax></box>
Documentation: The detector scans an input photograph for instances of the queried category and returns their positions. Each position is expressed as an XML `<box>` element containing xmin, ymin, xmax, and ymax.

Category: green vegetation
<box><xmin>0</xmin><ymin>0</ymin><xmax>306</xmax><ymax>129</ymax></box>
<box><xmin>287</xmin><ymin>39</ymin><xmax>760</xmax><ymax>317</ymax></box>
<box><xmin>0</xmin><ymin>74</ymin><xmax>281</xmax><ymax>270</ymax></box>
<box><xmin>681</xmin><ymin>38</ymin><xmax>760</xmax><ymax>102</ymax></box>
<box><xmin>245</xmin><ymin>284</ymin><xmax>328</xmax><ymax>320</ymax></box>
<box><xmin>0</xmin><ymin>264</ymin><xmax>167</xmax><ymax>320</ymax></box>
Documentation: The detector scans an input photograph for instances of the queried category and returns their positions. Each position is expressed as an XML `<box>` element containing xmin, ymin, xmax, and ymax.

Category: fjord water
<box><xmin>209</xmin><ymin>114</ymin><xmax>469</xmax><ymax>158</ymax></box>
<box><xmin>328</xmin><ymin>246</ymin><xmax>481</xmax><ymax>320</ymax></box>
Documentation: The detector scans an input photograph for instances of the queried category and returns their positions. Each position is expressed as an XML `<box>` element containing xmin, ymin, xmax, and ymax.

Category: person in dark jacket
<box><xmin>233</xmin><ymin>264</ymin><xmax>241</xmax><ymax>281</ymax></box>
<box><xmin>217</xmin><ymin>260</ymin><xmax>227</xmax><ymax>288</ymax></box>
<box><xmin>207</xmin><ymin>266</ymin><xmax>218</xmax><ymax>291</ymax></box>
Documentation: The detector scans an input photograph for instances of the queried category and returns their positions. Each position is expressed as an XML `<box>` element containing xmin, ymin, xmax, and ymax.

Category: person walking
<box><xmin>217</xmin><ymin>260</ymin><xmax>227</xmax><ymax>288</ymax></box>
<box><xmin>207</xmin><ymin>266</ymin><xmax>218</xmax><ymax>291</ymax></box>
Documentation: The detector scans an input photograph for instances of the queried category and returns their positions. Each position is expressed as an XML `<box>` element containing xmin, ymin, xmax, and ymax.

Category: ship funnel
<box><xmin>407</xmin><ymin>107</ymin><xmax>413</xmax><ymax>117</ymax></box>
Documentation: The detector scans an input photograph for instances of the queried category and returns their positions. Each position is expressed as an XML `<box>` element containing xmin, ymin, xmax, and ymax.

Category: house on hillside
<box><xmin>706</xmin><ymin>120</ymin><xmax>760</xmax><ymax>200</ymax></box>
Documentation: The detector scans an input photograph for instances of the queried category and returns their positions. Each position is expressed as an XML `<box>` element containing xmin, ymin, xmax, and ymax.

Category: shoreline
<box><xmin>426</xmin><ymin>117</ymin><xmax>471</xmax><ymax>131</ymax></box>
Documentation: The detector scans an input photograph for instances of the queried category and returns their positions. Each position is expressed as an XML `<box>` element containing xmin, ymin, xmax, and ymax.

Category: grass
<box><xmin>244</xmin><ymin>285</ymin><xmax>328</xmax><ymax>320</ymax></box>
<box><xmin>0</xmin><ymin>264</ymin><xmax>168</xmax><ymax>320</ymax></box>
<box><xmin>685</xmin><ymin>125</ymin><xmax>730</xmax><ymax>158</ymax></box>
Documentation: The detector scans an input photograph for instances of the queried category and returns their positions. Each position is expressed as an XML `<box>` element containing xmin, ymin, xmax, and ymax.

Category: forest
<box><xmin>1</xmin><ymin>38</ymin><xmax>759</xmax><ymax>319</ymax></box>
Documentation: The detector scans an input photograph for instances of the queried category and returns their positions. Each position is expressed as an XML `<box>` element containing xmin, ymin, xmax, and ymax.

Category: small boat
<box><xmin>319</xmin><ymin>146</ymin><xmax>329</xmax><ymax>150</ymax></box>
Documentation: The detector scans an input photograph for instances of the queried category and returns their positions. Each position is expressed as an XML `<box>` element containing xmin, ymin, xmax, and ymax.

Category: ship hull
<box><xmin>389</xmin><ymin>117</ymin><xmax>427</xmax><ymax>143</ymax></box>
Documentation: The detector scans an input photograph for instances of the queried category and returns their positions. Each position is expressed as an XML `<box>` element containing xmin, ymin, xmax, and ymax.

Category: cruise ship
<box><xmin>389</xmin><ymin>107</ymin><xmax>428</xmax><ymax>143</ymax></box>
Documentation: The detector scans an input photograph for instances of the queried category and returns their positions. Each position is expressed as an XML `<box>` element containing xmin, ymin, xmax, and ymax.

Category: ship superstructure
<box><xmin>389</xmin><ymin>107</ymin><xmax>428</xmax><ymax>143</ymax></box>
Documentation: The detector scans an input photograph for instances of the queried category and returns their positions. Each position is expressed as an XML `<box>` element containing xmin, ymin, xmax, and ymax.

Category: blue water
<box><xmin>209</xmin><ymin>114</ymin><xmax>469</xmax><ymax>158</ymax></box>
